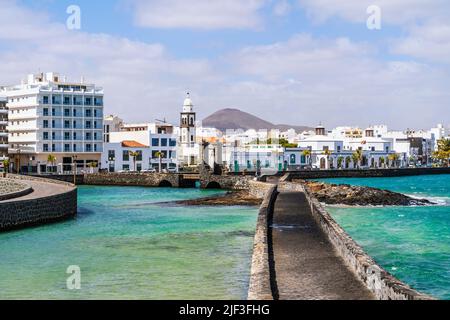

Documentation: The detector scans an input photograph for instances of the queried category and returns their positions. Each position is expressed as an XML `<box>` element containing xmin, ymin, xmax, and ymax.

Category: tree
<box><xmin>302</xmin><ymin>149</ymin><xmax>312</xmax><ymax>168</ymax></box>
<box><xmin>379</xmin><ymin>157</ymin><xmax>385</xmax><ymax>168</ymax></box>
<box><xmin>345</xmin><ymin>156</ymin><xmax>351</xmax><ymax>169</ymax></box>
<box><xmin>433</xmin><ymin>138</ymin><xmax>450</xmax><ymax>167</ymax></box>
<box><xmin>352</xmin><ymin>149</ymin><xmax>363</xmax><ymax>169</ymax></box>
<box><xmin>337</xmin><ymin>156</ymin><xmax>344</xmax><ymax>169</ymax></box>
<box><xmin>155</xmin><ymin>151</ymin><xmax>165</xmax><ymax>173</ymax></box>
<box><xmin>388</xmin><ymin>153</ymin><xmax>400</xmax><ymax>168</ymax></box>
<box><xmin>47</xmin><ymin>154</ymin><xmax>57</xmax><ymax>173</ymax></box>
<box><xmin>129</xmin><ymin>151</ymin><xmax>140</xmax><ymax>172</ymax></box>
<box><xmin>2</xmin><ymin>159</ymin><xmax>9</xmax><ymax>177</ymax></box>
<box><xmin>87</xmin><ymin>161</ymin><xmax>98</xmax><ymax>174</ymax></box>
<box><xmin>322</xmin><ymin>149</ymin><xmax>332</xmax><ymax>169</ymax></box>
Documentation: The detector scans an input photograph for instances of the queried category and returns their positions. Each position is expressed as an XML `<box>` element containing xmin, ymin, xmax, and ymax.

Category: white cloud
<box><xmin>273</xmin><ymin>0</ymin><xmax>292</xmax><ymax>16</ymax></box>
<box><xmin>297</xmin><ymin>0</ymin><xmax>450</xmax><ymax>26</ymax></box>
<box><xmin>0</xmin><ymin>0</ymin><xmax>448</xmax><ymax>129</ymax></box>
<box><xmin>391</xmin><ymin>23</ymin><xmax>450</xmax><ymax>64</ymax></box>
<box><xmin>128</xmin><ymin>0</ymin><xmax>267</xmax><ymax>30</ymax></box>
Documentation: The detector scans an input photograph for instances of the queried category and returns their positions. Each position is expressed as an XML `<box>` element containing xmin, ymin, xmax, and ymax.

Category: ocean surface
<box><xmin>0</xmin><ymin>186</ymin><xmax>258</xmax><ymax>300</ymax></box>
<box><xmin>317</xmin><ymin>175</ymin><xmax>450</xmax><ymax>299</ymax></box>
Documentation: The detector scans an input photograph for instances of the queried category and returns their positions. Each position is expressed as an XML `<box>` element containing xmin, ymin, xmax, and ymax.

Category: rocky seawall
<box><xmin>161</xmin><ymin>191</ymin><xmax>262</xmax><ymax>206</ymax></box>
<box><xmin>297</xmin><ymin>180</ymin><xmax>433</xmax><ymax>206</ymax></box>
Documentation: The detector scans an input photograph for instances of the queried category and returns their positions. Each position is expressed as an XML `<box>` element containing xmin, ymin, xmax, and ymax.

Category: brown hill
<box><xmin>202</xmin><ymin>108</ymin><xmax>312</xmax><ymax>132</ymax></box>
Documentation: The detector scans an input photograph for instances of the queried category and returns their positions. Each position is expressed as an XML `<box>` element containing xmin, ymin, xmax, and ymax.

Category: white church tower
<box><xmin>179</xmin><ymin>93</ymin><xmax>197</xmax><ymax>166</ymax></box>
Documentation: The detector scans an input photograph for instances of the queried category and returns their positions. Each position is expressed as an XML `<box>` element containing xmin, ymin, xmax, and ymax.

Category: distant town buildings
<box><xmin>1</xmin><ymin>71</ymin><xmax>448</xmax><ymax>174</ymax></box>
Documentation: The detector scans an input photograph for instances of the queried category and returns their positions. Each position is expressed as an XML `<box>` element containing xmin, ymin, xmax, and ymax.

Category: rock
<box><xmin>158</xmin><ymin>191</ymin><xmax>262</xmax><ymax>207</ymax></box>
<box><xmin>302</xmin><ymin>181</ymin><xmax>434</xmax><ymax>206</ymax></box>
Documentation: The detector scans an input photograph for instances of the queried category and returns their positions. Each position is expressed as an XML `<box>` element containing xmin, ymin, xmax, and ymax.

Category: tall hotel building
<box><xmin>2</xmin><ymin>72</ymin><xmax>103</xmax><ymax>173</ymax></box>
<box><xmin>0</xmin><ymin>96</ymin><xmax>8</xmax><ymax>161</ymax></box>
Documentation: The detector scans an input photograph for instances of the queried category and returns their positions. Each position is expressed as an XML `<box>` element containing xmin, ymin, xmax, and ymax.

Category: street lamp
<box><xmin>72</xmin><ymin>155</ymin><xmax>78</xmax><ymax>185</ymax></box>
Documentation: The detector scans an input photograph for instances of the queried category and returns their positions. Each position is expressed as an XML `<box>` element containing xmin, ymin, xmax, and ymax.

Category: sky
<box><xmin>0</xmin><ymin>0</ymin><xmax>449</xmax><ymax>130</ymax></box>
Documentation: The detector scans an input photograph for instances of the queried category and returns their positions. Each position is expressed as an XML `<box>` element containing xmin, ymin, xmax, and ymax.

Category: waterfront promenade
<box><xmin>271</xmin><ymin>191</ymin><xmax>374</xmax><ymax>300</ymax></box>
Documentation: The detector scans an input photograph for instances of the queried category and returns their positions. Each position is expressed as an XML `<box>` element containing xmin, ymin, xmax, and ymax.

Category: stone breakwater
<box><xmin>299</xmin><ymin>180</ymin><xmax>433</xmax><ymax>206</ymax></box>
<box><xmin>247</xmin><ymin>185</ymin><xmax>278</xmax><ymax>300</ymax></box>
<box><xmin>248</xmin><ymin>180</ymin><xmax>434</xmax><ymax>300</ymax></box>
<box><xmin>0</xmin><ymin>175</ymin><xmax>77</xmax><ymax>232</ymax></box>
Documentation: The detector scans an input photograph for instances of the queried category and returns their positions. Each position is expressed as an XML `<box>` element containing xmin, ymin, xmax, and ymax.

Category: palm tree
<box><xmin>345</xmin><ymin>156</ymin><xmax>351</xmax><ymax>169</ymax></box>
<box><xmin>352</xmin><ymin>149</ymin><xmax>363</xmax><ymax>169</ymax></box>
<box><xmin>322</xmin><ymin>149</ymin><xmax>332</xmax><ymax>169</ymax></box>
<box><xmin>155</xmin><ymin>151</ymin><xmax>165</xmax><ymax>173</ymax></box>
<box><xmin>2</xmin><ymin>159</ymin><xmax>9</xmax><ymax>177</ymax></box>
<box><xmin>47</xmin><ymin>154</ymin><xmax>56</xmax><ymax>173</ymax></box>
<box><xmin>302</xmin><ymin>149</ymin><xmax>312</xmax><ymax>168</ymax></box>
<box><xmin>87</xmin><ymin>161</ymin><xmax>98</xmax><ymax>174</ymax></box>
<box><xmin>379</xmin><ymin>157</ymin><xmax>385</xmax><ymax>168</ymax></box>
<box><xmin>129</xmin><ymin>151</ymin><xmax>140</xmax><ymax>172</ymax></box>
<box><xmin>388</xmin><ymin>153</ymin><xmax>400</xmax><ymax>168</ymax></box>
<box><xmin>337</xmin><ymin>156</ymin><xmax>344</xmax><ymax>169</ymax></box>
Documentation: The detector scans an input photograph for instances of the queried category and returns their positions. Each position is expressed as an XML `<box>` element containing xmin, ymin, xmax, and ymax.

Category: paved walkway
<box><xmin>271</xmin><ymin>191</ymin><xmax>374</xmax><ymax>300</ymax></box>
<box><xmin>0</xmin><ymin>180</ymin><xmax>73</xmax><ymax>203</ymax></box>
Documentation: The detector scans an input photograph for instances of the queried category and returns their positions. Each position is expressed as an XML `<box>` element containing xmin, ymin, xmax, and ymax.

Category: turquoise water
<box><xmin>318</xmin><ymin>175</ymin><xmax>450</xmax><ymax>299</ymax></box>
<box><xmin>0</xmin><ymin>186</ymin><xmax>258</xmax><ymax>300</ymax></box>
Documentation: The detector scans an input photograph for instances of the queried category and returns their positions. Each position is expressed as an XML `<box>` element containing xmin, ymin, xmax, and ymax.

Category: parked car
<box><xmin>167</xmin><ymin>167</ymin><xmax>178</xmax><ymax>173</ymax></box>
<box><xmin>142</xmin><ymin>168</ymin><xmax>156</xmax><ymax>173</ymax></box>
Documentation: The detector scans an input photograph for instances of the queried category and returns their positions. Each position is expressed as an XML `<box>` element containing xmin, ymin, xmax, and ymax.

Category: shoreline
<box><xmin>155</xmin><ymin>191</ymin><xmax>263</xmax><ymax>207</ymax></box>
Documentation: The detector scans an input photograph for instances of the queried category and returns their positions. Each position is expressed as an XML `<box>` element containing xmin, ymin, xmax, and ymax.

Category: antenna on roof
<box><xmin>155</xmin><ymin>118</ymin><xmax>167</xmax><ymax>123</ymax></box>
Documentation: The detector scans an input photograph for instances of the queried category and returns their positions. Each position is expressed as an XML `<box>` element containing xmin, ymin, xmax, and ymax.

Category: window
<box><xmin>86</xmin><ymin>144</ymin><xmax>92</xmax><ymax>152</ymax></box>
<box><xmin>108</xmin><ymin>150</ymin><xmax>115</xmax><ymax>161</ymax></box>
<box><xmin>137</xmin><ymin>163</ymin><xmax>142</xmax><ymax>172</ymax></box>
<box><xmin>152</xmin><ymin>138</ymin><xmax>159</xmax><ymax>147</ymax></box>
<box><xmin>73</xmin><ymin>97</ymin><xmax>82</xmax><ymax>105</ymax></box>
<box><xmin>64</xmin><ymin>120</ymin><xmax>70</xmax><ymax>129</ymax></box>
<box><xmin>123</xmin><ymin>150</ymin><xmax>129</xmax><ymax>161</ymax></box>
<box><xmin>85</xmin><ymin>97</ymin><xmax>92</xmax><ymax>106</ymax></box>
<box><xmin>43</xmin><ymin>108</ymin><xmax>49</xmax><ymax>116</ymax></box>
<box><xmin>169</xmin><ymin>139</ymin><xmax>177</xmax><ymax>147</ymax></box>
<box><xmin>52</xmin><ymin>132</ymin><xmax>56</xmax><ymax>140</ymax></box>
<box><xmin>52</xmin><ymin>144</ymin><xmax>56</xmax><ymax>152</ymax></box>
<box><xmin>94</xmin><ymin>121</ymin><xmax>97</xmax><ymax>129</ymax></box>
<box><xmin>73</xmin><ymin>132</ymin><xmax>77</xmax><ymax>140</ymax></box>
<box><xmin>43</xmin><ymin>144</ymin><xmax>49</xmax><ymax>152</ymax></box>
<box><xmin>86</xmin><ymin>121</ymin><xmax>91</xmax><ymax>129</ymax></box>
<box><xmin>94</xmin><ymin>109</ymin><xmax>97</xmax><ymax>117</ymax></box>
<box><xmin>73</xmin><ymin>109</ymin><xmax>77</xmax><ymax>117</ymax></box>
<box><xmin>73</xmin><ymin>144</ymin><xmax>77</xmax><ymax>152</ymax></box>
<box><xmin>161</xmin><ymin>138</ymin><xmax>168</xmax><ymax>147</ymax></box>
<box><xmin>43</xmin><ymin>96</ymin><xmax>49</xmax><ymax>104</ymax></box>
<box><xmin>301</xmin><ymin>155</ymin><xmax>306</xmax><ymax>164</ymax></box>
<box><xmin>371</xmin><ymin>147</ymin><xmax>375</xmax><ymax>152</ymax></box>
<box><xmin>43</xmin><ymin>120</ymin><xmax>49</xmax><ymax>128</ymax></box>
<box><xmin>64</xmin><ymin>109</ymin><xmax>70</xmax><ymax>117</ymax></box>
<box><xmin>43</xmin><ymin>132</ymin><xmax>49</xmax><ymax>140</ymax></box>
<box><xmin>290</xmin><ymin>154</ymin><xmax>296</xmax><ymax>164</ymax></box>
<box><xmin>73</xmin><ymin>120</ymin><xmax>77</xmax><ymax>129</ymax></box>
<box><xmin>386</xmin><ymin>146</ymin><xmax>389</xmax><ymax>153</ymax></box>
<box><xmin>52</xmin><ymin>108</ymin><xmax>56</xmax><ymax>116</ymax></box>
<box><xmin>94</xmin><ymin>97</ymin><xmax>103</xmax><ymax>106</ymax></box>
<box><xmin>52</xmin><ymin>120</ymin><xmax>55</xmax><ymax>128</ymax></box>
<box><xmin>86</xmin><ymin>132</ymin><xmax>91</xmax><ymax>140</ymax></box>
<box><xmin>122</xmin><ymin>164</ymin><xmax>130</xmax><ymax>171</ymax></box>
<box><xmin>337</xmin><ymin>146</ymin><xmax>341</xmax><ymax>152</ymax></box>
<box><xmin>64</xmin><ymin>96</ymin><xmax>71</xmax><ymax>105</ymax></box>
<box><xmin>64</xmin><ymin>144</ymin><xmax>70</xmax><ymax>152</ymax></box>
<box><xmin>94</xmin><ymin>144</ymin><xmax>97</xmax><ymax>152</ymax></box>
<box><xmin>64</xmin><ymin>132</ymin><xmax>70</xmax><ymax>140</ymax></box>
<box><xmin>85</xmin><ymin>109</ymin><xmax>92</xmax><ymax>117</ymax></box>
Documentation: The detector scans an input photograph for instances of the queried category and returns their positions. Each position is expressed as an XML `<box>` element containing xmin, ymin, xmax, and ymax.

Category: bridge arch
<box><xmin>158</xmin><ymin>180</ymin><xmax>173</xmax><ymax>188</ymax></box>
<box><xmin>205</xmin><ymin>181</ymin><xmax>222</xmax><ymax>189</ymax></box>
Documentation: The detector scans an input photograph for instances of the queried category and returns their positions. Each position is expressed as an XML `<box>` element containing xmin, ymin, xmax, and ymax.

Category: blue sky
<box><xmin>1</xmin><ymin>0</ymin><xmax>449</xmax><ymax>129</ymax></box>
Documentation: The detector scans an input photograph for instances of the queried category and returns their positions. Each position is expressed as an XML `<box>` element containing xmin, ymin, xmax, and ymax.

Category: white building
<box><xmin>2</xmin><ymin>72</ymin><xmax>103</xmax><ymax>174</ymax></box>
<box><xmin>103</xmin><ymin>121</ymin><xmax>178</xmax><ymax>172</ymax></box>
<box><xmin>103</xmin><ymin>115</ymin><xmax>123</xmax><ymax>143</ymax></box>
<box><xmin>0</xmin><ymin>96</ymin><xmax>8</xmax><ymax>162</ymax></box>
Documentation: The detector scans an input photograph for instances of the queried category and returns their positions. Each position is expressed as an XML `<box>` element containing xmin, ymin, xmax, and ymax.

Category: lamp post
<box><xmin>72</xmin><ymin>155</ymin><xmax>78</xmax><ymax>185</ymax></box>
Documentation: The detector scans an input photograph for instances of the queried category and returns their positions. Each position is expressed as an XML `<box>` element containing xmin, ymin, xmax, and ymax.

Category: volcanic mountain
<box><xmin>202</xmin><ymin>108</ymin><xmax>312</xmax><ymax>132</ymax></box>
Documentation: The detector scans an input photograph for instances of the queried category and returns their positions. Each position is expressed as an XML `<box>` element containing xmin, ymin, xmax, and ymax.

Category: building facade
<box><xmin>0</xmin><ymin>96</ymin><xmax>8</xmax><ymax>162</ymax></box>
<box><xmin>179</xmin><ymin>93</ymin><xmax>199</xmax><ymax>167</ymax></box>
<box><xmin>103</xmin><ymin>121</ymin><xmax>178</xmax><ymax>172</ymax></box>
<box><xmin>2</xmin><ymin>72</ymin><xmax>104</xmax><ymax>173</ymax></box>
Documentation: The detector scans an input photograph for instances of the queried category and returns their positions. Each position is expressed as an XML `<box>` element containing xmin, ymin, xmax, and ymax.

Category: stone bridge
<box><xmin>248</xmin><ymin>180</ymin><xmax>434</xmax><ymax>300</ymax></box>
